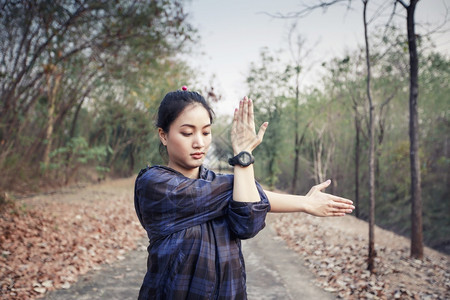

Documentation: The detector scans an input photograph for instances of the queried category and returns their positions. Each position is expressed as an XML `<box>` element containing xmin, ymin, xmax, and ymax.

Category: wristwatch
<box><xmin>228</xmin><ymin>151</ymin><xmax>254</xmax><ymax>167</ymax></box>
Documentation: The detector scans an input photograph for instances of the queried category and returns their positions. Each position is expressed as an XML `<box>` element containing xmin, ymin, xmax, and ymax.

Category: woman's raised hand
<box><xmin>304</xmin><ymin>180</ymin><xmax>355</xmax><ymax>217</ymax></box>
<box><xmin>231</xmin><ymin>96</ymin><xmax>268</xmax><ymax>155</ymax></box>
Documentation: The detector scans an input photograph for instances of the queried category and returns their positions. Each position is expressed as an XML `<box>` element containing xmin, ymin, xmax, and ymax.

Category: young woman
<box><xmin>134</xmin><ymin>89</ymin><xmax>354</xmax><ymax>299</ymax></box>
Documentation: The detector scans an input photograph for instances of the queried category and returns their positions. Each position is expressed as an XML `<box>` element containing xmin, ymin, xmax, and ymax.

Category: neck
<box><xmin>185</xmin><ymin>168</ymin><xmax>200</xmax><ymax>179</ymax></box>
<box><xmin>168</xmin><ymin>164</ymin><xmax>200</xmax><ymax>179</ymax></box>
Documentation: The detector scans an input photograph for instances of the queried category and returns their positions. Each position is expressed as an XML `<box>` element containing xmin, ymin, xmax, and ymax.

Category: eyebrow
<box><xmin>180</xmin><ymin>124</ymin><xmax>211</xmax><ymax>129</ymax></box>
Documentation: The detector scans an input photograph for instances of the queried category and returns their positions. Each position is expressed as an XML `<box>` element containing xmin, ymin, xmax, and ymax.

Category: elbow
<box><xmin>227</xmin><ymin>203</ymin><xmax>269</xmax><ymax>239</ymax></box>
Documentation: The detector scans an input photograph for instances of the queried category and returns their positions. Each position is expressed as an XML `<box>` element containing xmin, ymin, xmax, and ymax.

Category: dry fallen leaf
<box><xmin>0</xmin><ymin>179</ymin><xmax>145</xmax><ymax>300</ymax></box>
<box><xmin>271</xmin><ymin>213</ymin><xmax>450</xmax><ymax>299</ymax></box>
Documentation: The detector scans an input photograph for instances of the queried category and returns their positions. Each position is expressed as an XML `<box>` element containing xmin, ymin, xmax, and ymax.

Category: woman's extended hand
<box><xmin>231</xmin><ymin>96</ymin><xmax>268</xmax><ymax>155</ymax></box>
<box><xmin>304</xmin><ymin>180</ymin><xmax>355</xmax><ymax>217</ymax></box>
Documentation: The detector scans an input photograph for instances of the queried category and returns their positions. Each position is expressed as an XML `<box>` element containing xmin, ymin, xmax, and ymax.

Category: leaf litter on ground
<box><xmin>270</xmin><ymin>213</ymin><xmax>449</xmax><ymax>300</ymax></box>
<box><xmin>1</xmin><ymin>178</ymin><xmax>449</xmax><ymax>300</ymax></box>
<box><xmin>0</xmin><ymin>178</ymin><xmax>145</xmax><ymax>300</ymax></box>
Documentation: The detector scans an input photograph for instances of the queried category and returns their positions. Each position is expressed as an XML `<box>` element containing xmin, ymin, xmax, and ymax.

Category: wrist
<box><xmin>298</xmin><ymin>195</ymin><xmax>311</xmax><ymax>213</ymax></box>
<box><xmin>229</xmin><ymin>151</ymin><xmax>254</xmax><ymax>167</ymax></box>
<box><xmin>233</xmin><ymin>149</ymin><xmax>252</xmax><ymax>156</ymax></box>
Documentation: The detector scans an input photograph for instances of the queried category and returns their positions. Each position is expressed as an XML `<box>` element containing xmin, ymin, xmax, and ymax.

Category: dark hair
<box><xmin>157</xmin><ymin>90</ymin><xmax>215</xmax><ymax>157</ymax></box>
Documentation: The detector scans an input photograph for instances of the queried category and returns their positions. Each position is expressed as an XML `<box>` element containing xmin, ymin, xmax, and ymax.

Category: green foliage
<box><xmin>242</xmin><ymin>30</ymin><xmax>450</xmax><ymax>253</ymax></box>
<box><xmin>1</xmin><ymin>0</ymin><xmax>449</xmax><ymax>255</ymax></box>
<box><xmin>417</xmin><ymin>51</ymin><xmax>450</xmax><ymax>251</ymax></box>
<box><xmin>244</xmin><ymin>48</ymin><xmax>294</xmax><ymax>188</ymax></box>
<box><xmin>43</xmin><ymin>137</ymin><xmax>112</xmax><ymax>179</ymax></box>
<box><xmin>0</xmin><ymin>0</ymin><xmax>196</xmax><ymax>188</ymax></box>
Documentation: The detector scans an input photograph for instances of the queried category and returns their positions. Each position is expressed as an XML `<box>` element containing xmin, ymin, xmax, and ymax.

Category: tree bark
<box><xmin>43</xmin><ymin>71</ymin><xmax>62</xmax><ymax>170</ymax></box>
<box><xmin>354</xmin><ymin>112</ymin><xmax>361</xmax><ymax>218</ymax></box>
<box><xmin>405</xmin><ymin>0</ymin><xmax>423</xmax><ymax>259</ymax></box>
<box><xmin>362</xmin><ymin>0</ymin><xmax>377</xmax><ymax>273</ymax></box>
<box><xmin>292</xmin><ymin>68</ymin><xmax>300</xmax><ymax>193</ymax></box>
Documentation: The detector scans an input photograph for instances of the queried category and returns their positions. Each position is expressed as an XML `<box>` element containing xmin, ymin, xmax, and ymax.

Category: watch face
<box><xmin>239</xmin><ymin>152</ymin><xmax>251</xmax><ymax>165</ymax></box>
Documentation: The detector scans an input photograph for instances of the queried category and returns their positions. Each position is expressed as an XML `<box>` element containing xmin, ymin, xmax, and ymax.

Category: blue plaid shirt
<box><xmin>134</xmin><ymin>165</ymin><xmax>270</xmax><ymax>299</ymax></box>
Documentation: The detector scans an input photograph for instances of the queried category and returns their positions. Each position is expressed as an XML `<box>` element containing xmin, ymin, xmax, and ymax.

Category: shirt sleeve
<box><xmin>135</xmin><ymin>166</ymin><xmax>270</xmax><ymax>242</ymax></box>
<box><xmin>135</xmin><ymin>167</ymin><xmax>233</xmax><ymax>241</ymax></box>
<box><xmin>226</xmin><ymin>181</ymin><xmax>270</xmax><ymax>239</ymax></box>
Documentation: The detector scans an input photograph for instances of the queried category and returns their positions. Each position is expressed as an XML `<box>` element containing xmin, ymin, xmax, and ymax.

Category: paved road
<box><xmin>243</xmin><ymin>218</ymin><xmax>334</xmax><ymax>300</ymax></box>
<box><xmin>44</xmin><ymin>218</ymin><xmax>333</xmax><ymax>300</ymax></box>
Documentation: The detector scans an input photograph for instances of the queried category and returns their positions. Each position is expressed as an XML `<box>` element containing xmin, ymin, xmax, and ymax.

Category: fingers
<box><xmin>248</xmin><ymin>97</ymin><xmax>254</xmax><ymax>124</ymax></box>
<box><xmin>327</xmin><ymin>195</ymin><xmax>355</xmax><ymax>209</ymax></box>
<box><xmin>331</xmin><ymin>201</ymin><xmax>355</xmax><ymax>215</ymax></box>
<box><xmin>332</xmin><ymin>208</ymin><xmax>353</xmax><ymax>216</ymax></box>
<box><xmin>232</xmin><ymin>96</ymin><xmax>268</xmax><ymax>153</ymax></box>
<box><xmin>312</xmin><ymin>181</ymin><xmax>354</xmax><ymax>205</ymax></box>
<box><xmin>257</xmin><ymin>122</ymin><xmax>268</xmax><ymax>142</ymax></box>
<box><xmin>242</xmin><ymin>96</ymin><xmax>248</xmax><ymax>124</ymax></box>
<box><xmin>324</xmin><ymin>205</ymin><xmax>352</xmax><ymax>217</ymax></box>
<box><xmin>238</xmin><ymin>99</ymin><xmax>244</xmax><ymax>126</ymax></box>
<box><xmin>325</xmin><ymin>193</ymin><xmax>354</xmax><ymax>208</ymax></box>
<box><xmin>236</xmin><ymin>96</ymin><xmax>254</xmax><ymax>124</ymax></box>
<box><xmin>330</xmin><ymin>212</ymin><xmax>347</xmax><ymax>217</ymax></box>
<box><xmin>232</xmin><ymin>107</ymin><xmax>238</xmax><ymax>133</ymax></box>
<box><xmin>332</xmin><ymin>196</ymin><xmax>354</xmax><ymax>205</ymax></box>
<box><xmin>307</xmin><ymin>179</ymin><xmax>331</xmax><ymax>197</ymax></box>
<box><xmin>317</xmin><ymin>179</ymin><xmax>331</xmax><ymax>191</ymax></box>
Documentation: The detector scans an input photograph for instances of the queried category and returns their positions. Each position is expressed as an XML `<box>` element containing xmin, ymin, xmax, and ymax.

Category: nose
<box><xmin>192</xmin><ymin>132</ymin><xmax>205</xmax><ymax>149</ymax></box>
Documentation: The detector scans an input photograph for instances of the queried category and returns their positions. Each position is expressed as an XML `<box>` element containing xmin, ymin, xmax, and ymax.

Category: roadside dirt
<box><xmin>271</xmin><ymin>213</ymin><xmax>449</xmax><ymax>299</ymax></box>
<box><xmin>1</xmin><ymin>177</ymin><xmax>449</xmax><ymax>299</ymax></box>
<box><xmin>0</xmin><ymin>177</ymin><xmax>144</xmax><ymax>299</ymax></box>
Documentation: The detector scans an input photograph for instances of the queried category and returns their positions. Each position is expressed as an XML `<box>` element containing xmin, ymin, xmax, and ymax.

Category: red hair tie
<box><xmin>182</xmin><ymin>86</ymin><xmax>187</xmax><ymax>91</ymax></box>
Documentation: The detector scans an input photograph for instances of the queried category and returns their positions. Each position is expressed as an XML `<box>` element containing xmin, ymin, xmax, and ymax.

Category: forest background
<box><xmin>0</xmin><ymin>0</ymin><xmax>448</xmax><ymax>259</ymax></box>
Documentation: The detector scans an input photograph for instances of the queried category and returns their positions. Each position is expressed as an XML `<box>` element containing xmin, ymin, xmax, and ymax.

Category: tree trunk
<box><xmin>64</xmin><ymin>97</ymin><xmax>86</xmax><ymax>183</ymax></box>
<box><xmin>43</xmin><ymin>72</ymin><xmax>62</xmax><ymax>170</ymax></box>
<box><xmin>129</xmin><ymin>146</ymin><xmax>135</xmax><ymax>176</ymax></box>
<box><xmin>291</xmin><ymin>69</ymin><xmax>300</xmax><ymax>193</ymax></box>
<box><xmin>354</xmin><ymin>112</ymin><xmax>361</xmax><ymax>218</ymax></box>
<box><xmin>269</xmin><ymin>155</ymin><xmax>277</xmax><ymax>190</ymax></box>
<box><xmin>405</xmin><ymin>0</ymin><xmax>423</xmax><ymax>259</ymax></box>
<box><xmin>362</xmin><ymin>0</ymin><xmax>377</xmax><ymax>273</ymax></box>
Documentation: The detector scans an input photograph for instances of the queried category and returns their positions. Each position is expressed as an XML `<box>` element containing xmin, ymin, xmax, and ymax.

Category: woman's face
<box><xmin>159</xmin><ymin>103</ymin><xmax>212</xmax><ymax>178</ymax></box>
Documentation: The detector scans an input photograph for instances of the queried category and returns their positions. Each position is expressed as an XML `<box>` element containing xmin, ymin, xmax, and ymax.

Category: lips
<box><xmin>191</xmin><ymin>152</ymin><xmax>204</xmax><ymax>160</ymax></box>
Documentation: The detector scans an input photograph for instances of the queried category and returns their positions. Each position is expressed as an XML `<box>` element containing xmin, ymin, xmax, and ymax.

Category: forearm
<box><xmin>264</xmin><ymin>190</ymin><xmax>309</xmax><ymax>213</ymax></box>
<box><xmin>232</xmin><ymin>165</ymin><xmax>261</xmax><ymax>203</ymax></box>
<box><xmin>264</xmin><ymin>183</ymin><xmax>354</xmax><ymax>217</ymax></box>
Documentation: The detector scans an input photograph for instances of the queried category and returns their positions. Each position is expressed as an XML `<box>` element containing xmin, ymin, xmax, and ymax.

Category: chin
<box><xmin>193</xmin><ymin>161</ymin><xmax>204</xmax><ymax>167</ymax></box>
<box><xmin>190</xmin><ymin>160</ymin><xmax>204</xmax><ymax>168</ymax></box>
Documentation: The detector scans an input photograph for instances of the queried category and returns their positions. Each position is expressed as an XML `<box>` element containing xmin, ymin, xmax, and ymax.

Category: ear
<box><xmin>158</xmin><ymin>128</ymin><xmax>168</xmax><ymax>146</ymax></box>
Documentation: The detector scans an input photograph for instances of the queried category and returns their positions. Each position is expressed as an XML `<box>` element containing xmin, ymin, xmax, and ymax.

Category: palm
<box><xmin>231</xmin><ymin>97</ymin><xmax>267</xmax><ymax>154</ymax></box>
<box><xmin>306</xmin><ymin>180</ymin><xmax>354</xmax><ymax>217</ymax></box>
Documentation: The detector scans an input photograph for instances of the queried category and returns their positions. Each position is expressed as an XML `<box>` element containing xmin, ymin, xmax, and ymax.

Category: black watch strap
<box><xmin>228</xmin><ymin>151</ymin><xmax>254</xmax><ymax>167</ymax></box>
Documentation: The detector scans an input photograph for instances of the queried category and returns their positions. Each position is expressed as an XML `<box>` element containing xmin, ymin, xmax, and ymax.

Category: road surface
<box><xmin>44</xmin><ymin>216</ymin><xmax>333</xmax><ymax>300</ymax></box>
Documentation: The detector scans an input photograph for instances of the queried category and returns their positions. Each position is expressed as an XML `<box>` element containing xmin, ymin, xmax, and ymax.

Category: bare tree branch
<box><xmin>262</xmin><ymin>0</ymin><xmax>353</xmax><ymax>19</ymax></box>
<box><xmin>396</xmin><ymin>0</ymin><xmax>408</xmax><ymax>9</ymax></box>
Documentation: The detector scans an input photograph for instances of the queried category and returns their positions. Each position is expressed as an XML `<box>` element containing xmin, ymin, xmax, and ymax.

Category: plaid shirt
<box><xmin>134</xmin><ymin>165</ymin><xmax>270</xmax><ymax>299</ymax></box>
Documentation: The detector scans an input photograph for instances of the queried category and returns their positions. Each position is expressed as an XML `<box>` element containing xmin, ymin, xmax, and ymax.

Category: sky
<box><xmin>184</xmin><ymin>0</ymin><xmax>450</xmax><ymax>116</ymax></box>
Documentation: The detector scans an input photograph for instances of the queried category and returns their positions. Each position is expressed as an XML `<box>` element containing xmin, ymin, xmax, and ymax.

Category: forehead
<box><xmin>173</xmin><ymin>103</ymin><xmax>211</xmax><ymax>126</ymax></box>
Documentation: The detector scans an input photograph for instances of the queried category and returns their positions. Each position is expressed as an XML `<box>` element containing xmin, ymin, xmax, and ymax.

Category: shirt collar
<box><xmin>153</xmin><ymin>165</ymin><xmax>210</xmax><ymax>180</ymax></box>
